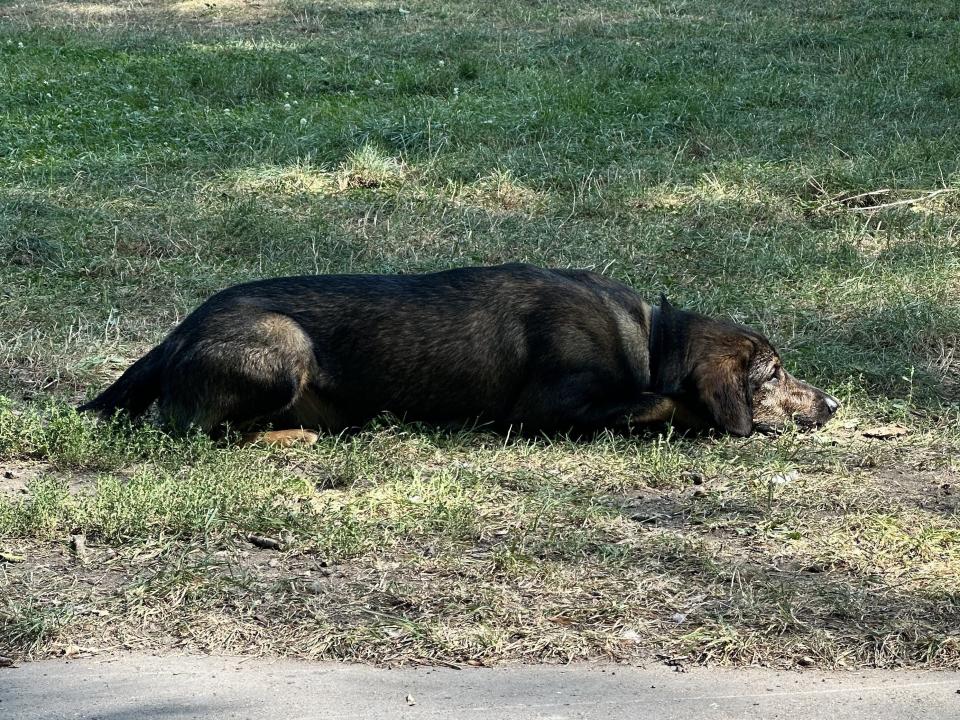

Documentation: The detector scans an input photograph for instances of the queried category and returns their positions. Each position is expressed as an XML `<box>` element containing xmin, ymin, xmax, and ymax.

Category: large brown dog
<box><xmin>80</xmin><ymin>263</ymin><xmax>839</xmax><ymax>442</ymax></box>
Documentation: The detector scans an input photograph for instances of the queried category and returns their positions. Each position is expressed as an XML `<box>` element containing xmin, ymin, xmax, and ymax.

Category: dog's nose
<box><xmin>824</xmin><ymin>395</ymin><xmax>840</xmax><ymax>414</ymax></box>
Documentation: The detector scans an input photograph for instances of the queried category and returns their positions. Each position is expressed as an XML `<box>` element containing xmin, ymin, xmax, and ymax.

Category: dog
<box><xmin>79</xmin><ymin>263</ymin><xmax>839</xmax><ymax>444</ymax></box>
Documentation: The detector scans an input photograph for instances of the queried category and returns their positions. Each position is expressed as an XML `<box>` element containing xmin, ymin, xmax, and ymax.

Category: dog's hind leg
<box><xmin>157</xmin><ymin>313</ymin><xmax>320</xmax><ymax>436</ymax></box>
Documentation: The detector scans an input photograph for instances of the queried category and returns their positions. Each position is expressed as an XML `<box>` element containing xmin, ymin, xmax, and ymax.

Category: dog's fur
<box><xmin>79</xmin><ymin>263</ymin><xmax>839</xmax><ymax>440</ymax></box>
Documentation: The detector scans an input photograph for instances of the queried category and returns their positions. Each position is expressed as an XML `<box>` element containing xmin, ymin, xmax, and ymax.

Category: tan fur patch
<box><xmin>241</xmin><ymin>429</ymin><xmax>320</xmax><ymax>448</ymax></box>
<box><xmin>603</xmin><ymin>297</ymin><xmax>652</xmax><ymax>384</ymax></box>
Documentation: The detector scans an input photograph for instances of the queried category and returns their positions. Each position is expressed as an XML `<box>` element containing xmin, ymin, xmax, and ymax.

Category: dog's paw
<box><xmin>241</xmin><ymin>429</ymin><xmax>320</xmax><ymax>448</ymax></box>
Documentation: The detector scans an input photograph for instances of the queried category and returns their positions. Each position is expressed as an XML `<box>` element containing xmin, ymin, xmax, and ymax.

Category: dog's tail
<box><xmin>78</xmin><ymin>342</ymin><xmax>167</xmax><ymax>419</ymax></box>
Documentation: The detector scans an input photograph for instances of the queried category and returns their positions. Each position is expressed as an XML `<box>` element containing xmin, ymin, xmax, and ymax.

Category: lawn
<box><xmin>1</xmin><ymin>0</ymin><xmax>959</xmax><ymax>667</ymax></box>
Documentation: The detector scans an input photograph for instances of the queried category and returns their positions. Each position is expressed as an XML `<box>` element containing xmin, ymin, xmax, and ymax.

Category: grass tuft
<box><xmin>337</xmin><ymin>143</ymin><xmax>408</xmax><ymax>191</ymax></box>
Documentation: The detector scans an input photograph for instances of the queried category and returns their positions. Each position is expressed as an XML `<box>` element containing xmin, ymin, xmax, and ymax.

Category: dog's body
<box><xmin>80</xmin><ymin>263</ymin><xmax>839</xmax><ymax>439</ymax></box>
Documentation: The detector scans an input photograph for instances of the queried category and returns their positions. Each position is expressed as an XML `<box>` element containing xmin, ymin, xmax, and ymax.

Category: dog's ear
<box><xmin>693</xmin><ymin>339</ymin><xmax>755</xmax><ymax>437</ymax></box>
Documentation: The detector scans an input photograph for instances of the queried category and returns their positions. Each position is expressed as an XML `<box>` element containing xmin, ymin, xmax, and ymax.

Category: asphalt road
<box><xmin>2</xmin><ymin>654</ymin><xmax>958</xmax><ymax>719</ymax></box>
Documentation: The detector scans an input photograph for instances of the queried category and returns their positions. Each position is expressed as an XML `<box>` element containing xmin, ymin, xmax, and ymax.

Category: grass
<box><xmin>1</xmin><ymin>0</ymin><xmax>959</xmax><ymax>667</ymax></box>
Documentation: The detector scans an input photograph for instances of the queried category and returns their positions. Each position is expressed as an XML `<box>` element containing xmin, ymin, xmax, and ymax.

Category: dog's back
<box><xmin>82</xmin><ymin>264</ymin><xmax>655</xmax><ymax>434</ymax></box>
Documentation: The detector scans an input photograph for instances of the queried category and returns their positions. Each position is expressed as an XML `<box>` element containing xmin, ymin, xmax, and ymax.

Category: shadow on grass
<box><xmin>583</xmin><ymin>489</ymin><xmax>960</xmax><ymax>665</ymax></box>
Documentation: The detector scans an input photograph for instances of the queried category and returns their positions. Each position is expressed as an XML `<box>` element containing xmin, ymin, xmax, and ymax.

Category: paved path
<box><xmin>2</xmin><ymin>654</ymin><xmax>958</xmax><ymax>719</ymax></box>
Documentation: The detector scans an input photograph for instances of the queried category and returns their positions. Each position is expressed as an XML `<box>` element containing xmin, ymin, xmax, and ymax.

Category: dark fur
<box><xmin>80</xmin><ymin>263</ymin><xmax>839</xmax><ymax>438</ymax></box>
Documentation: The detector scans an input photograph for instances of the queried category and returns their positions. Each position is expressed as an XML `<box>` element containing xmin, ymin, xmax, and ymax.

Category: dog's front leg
<box><xmin>616</xmin><ymin>394</ymin><xmax>707</xmax><ymax>433</ymax></box>
<box><xmin>625</xmin><ymin>394</ymin><xmax>684</xmax><ymax>426</ymax></box>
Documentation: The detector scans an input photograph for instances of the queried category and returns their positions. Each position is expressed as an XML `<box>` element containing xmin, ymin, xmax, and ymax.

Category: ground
<box><xmin>1</xmin><ymin>0</ymin><xmax>959</xmax><ymax>668</ymax></box>
<box><xmin>6</xmin><ymin>654</ymin><xmax>960</xmax><ymax>719</ymax></box>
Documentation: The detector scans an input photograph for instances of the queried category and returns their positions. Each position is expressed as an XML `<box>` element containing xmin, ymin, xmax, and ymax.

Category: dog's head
<box><xmin>659</xmin><ymin>300</ymin><xmax>840</xmax><ymax>436</ymax></box>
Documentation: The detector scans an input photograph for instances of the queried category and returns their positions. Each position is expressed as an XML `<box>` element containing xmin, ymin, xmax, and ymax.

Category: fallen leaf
<box><xmin>0</xmin><ymin>550</ymin><xmax>24</xmax><ymax>563</ymax></box>
<box><xmin>862</xmin><ymin>424</ymin><xmax>909</xmax><ymax>439</ymax></box>
<box><xmin>405</xmin><ymin>694</ymin><xmax>416</xmax><ymax>706</ymax></box>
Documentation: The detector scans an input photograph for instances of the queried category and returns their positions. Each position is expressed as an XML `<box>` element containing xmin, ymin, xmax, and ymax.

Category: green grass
<box><xmin>1</xmin><ymin>0</ymin><xmax>959</xmax><ymax>666</ymax></box>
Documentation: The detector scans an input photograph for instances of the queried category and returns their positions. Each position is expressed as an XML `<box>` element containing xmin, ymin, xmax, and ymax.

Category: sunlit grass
<box><xmin>1</xmin><ymin>0</ymin><xmax>959</xmax><ymax>667</ymax></box>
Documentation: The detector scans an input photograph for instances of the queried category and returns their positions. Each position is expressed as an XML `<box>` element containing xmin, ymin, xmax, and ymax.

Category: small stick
<box><xmin>830</xmin><ymin>188</ymin><xmax>891</xmax><ymax>203</ymax></box>
<box><xmin>71</xmin><ymin>535</ymin><xmax>89</xmax><ymax>565</ymax></box>
<box><xmin>247</xmin><ymin>533</ymin><xmax>283</xmax><ymax>550</ymax></box>
<box><xmin>850</xmin><ymin>188</ymin><xmax>957</xmax><ymax>212</ymax></box>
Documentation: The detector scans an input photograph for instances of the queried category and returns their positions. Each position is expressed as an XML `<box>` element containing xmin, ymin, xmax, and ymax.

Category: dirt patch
<box><xmin>0</xmin><ymin>461</ymin><xmax>47</xmax><ymax>496</ymax></box>
<box><xmin>0</xmin><ymin>537</ymin><xmax>450</xmax><ymax>662</ymax></box>
<box><xmin>870</xmin><ymin>467</ymin><xmax>960</xmax><ymax>515</ymax></box>
<box><xmin>0</xmin><ymin>461</ymin><xmax>98</xmax><ymax>497</ymax></box>
<box><xmin>617</xmin><ymin>485</ymin><xmax>700</xmax><ymax>526</ymax></box>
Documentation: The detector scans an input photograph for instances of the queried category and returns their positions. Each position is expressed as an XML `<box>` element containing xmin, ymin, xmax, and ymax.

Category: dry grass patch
<box><xmin>2</xmin><ymin>412</ymin><xmax>960</xmax><ymax>667</ymax></box>
<box><xmin>0</xmin><ymin>0</ymin><xmax>289</xmax><ymax>34</ymax></box>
